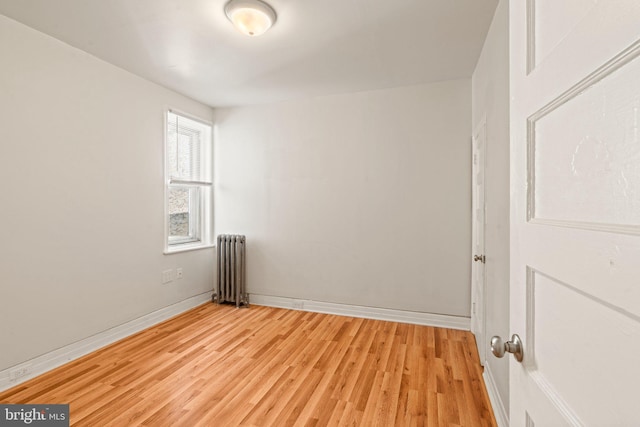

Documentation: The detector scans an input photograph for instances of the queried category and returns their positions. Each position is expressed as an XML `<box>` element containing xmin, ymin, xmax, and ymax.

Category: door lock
<box><xmin>491</xmin><ymin>334</ymin><xmax>523</xmax><ymax>362</ymax></box>
<box><xmin>473</xmin><ymin>254</ymin><xmax>485</xmax><ymax>263</ymax></box>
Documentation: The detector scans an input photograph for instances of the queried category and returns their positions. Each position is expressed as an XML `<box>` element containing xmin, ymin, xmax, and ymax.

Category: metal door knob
<box><xmin>491</xmin><ymin>334</ymin><xmax>523</xmax><ymax>362</ymax></box>
<box><xmin>473</xmin><ymin>254</ymin><xmax>485</xmax><ymax>263</ymax></box>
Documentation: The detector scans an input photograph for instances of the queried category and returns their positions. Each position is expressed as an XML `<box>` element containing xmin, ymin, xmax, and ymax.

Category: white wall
<box><xmin>471</xmin><ymin>0</ymin><xmax>510</xmax><ymax>420</ymax></box>
<box><xmin>215</xmin><ymin>80</ymin><xmax>471</xmax><ymax>316</ymax></box>
<box><xmin>0</xmin><ymin>15</ymin><xmax>214</xmax><ymax>371</ymax></box>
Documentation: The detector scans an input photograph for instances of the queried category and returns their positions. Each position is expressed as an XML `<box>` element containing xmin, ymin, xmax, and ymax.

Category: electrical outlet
<box><xmin>9</xmin><ymin>364</ymin><xmax>31</xmax><ymax>381</ymax></box>
<box><xmin>176</xmin><ymin>268</ymin><xmax>183</xmax><ymax>279</ymax></box>
<box><xmin>162</xmin><ymin>269</ymin><xmax>174</xmax><ymax>284</ymax></box>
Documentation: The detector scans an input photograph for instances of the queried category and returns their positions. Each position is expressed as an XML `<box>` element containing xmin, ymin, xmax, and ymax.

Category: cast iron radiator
<box><xmin>213</xmin><ymin>234</ymin><xmax>249</xmax><ymax>307</ymax></box>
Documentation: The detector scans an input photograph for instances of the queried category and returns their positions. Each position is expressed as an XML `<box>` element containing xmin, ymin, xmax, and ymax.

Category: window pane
<box><xmin>169</xmin><ymin>188</ymin><xmax>192</xmax><ymax>237</ymax></box>
<box><xmin>167</xmin><ymin>112</ymin><xmax>204</xmax><ymax>181</ymax></box>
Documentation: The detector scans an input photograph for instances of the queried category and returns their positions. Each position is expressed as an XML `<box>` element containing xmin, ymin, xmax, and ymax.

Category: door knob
<box><xmin>491</xmin><ymin>334</ymin><xmax>523</xmax><ymax>362</ymax></box>
<box><xmin>473</xmin><ymin>254</ymin><xmax>485</xmax><ymax>263</ymax></box>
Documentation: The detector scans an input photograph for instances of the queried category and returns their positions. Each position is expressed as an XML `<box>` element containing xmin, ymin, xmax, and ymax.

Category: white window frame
<box><xmin>164</xmin><ymin>108</ymin><xmax>213</xmax><ymax>254</ymax></box>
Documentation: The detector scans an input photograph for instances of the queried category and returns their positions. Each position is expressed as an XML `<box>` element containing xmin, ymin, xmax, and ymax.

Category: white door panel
<box><xmin>530</xmin><ymin>44</ymin><xmax>640</xmax><ymax>230</ymax></box>
<box><xmin>472</xmin><ymin>121</ymin><xmax>487</xmax><ymax>364</ymax></box>
<box><xmin>531</xmin><ymin>0</ymin><xmax>597</xmax><ymax>70</ymax></box>
<box><xmin>529</xmin><ymin>0</ymin><xmax>640</xmax><ymax>84</ymax></box>
<box><xmin>510</xmin><ymin>1</ymin><xmax>640</xmax><ymax>426</ymax></box>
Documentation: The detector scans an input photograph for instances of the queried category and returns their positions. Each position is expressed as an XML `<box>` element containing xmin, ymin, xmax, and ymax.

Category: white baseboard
<box><xmin>483</xmin><ymin>362</ymin><xmax>510</xmax><ymax>427</ymax></box>
<box><xmin>249</xmin><ymin>294</ymin><xmax>470</xmax><ymax>330</ymax></box>
<box><xmin>0</xmin><ymin>292</ymin><xmax>212</xmax><ymax>393</ymax></box>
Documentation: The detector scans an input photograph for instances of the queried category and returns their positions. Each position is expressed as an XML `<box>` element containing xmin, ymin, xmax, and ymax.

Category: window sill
<box><xmin>164</xmin><ymin>243</ymin><xmax>215</xmax><ymax>255</ymax></box>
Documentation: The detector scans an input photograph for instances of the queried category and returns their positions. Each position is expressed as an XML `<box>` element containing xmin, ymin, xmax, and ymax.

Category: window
<box><xmin>165</xmin><ymin>110</ymin><xmax>212</xmax><ymax>252</ymax></box>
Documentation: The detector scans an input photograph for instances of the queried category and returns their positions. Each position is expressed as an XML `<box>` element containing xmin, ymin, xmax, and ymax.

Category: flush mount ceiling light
<box><xmin>225</xmin><ymin>0</ymin><xmax>277</xmax><ymax>37</ymax></box>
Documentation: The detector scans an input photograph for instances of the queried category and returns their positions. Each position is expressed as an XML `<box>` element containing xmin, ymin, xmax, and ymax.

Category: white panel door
<box><xmin>510</xmin><ymin>1</ymin><xmax>640</xmax><ymax>426</ymax></box>
<box><xmin>472</xmin><ymin>121</ymin><xmax>487</xmax><ymax>365</ymax></box>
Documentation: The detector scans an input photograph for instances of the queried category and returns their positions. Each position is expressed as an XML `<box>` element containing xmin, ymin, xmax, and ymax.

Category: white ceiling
<box><xmin>0</xmin><ymin>0</ymin><xmax>498</xmax><ymax>107</ymax></box>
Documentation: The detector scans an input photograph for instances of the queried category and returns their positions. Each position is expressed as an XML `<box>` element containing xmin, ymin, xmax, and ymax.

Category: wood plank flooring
<box><xmin>0</xmin><ymin>304</ymin><xmax>496</xmax><ymax>426</ymax></box>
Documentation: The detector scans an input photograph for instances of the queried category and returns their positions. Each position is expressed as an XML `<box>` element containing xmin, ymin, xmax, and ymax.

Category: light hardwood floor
<box><xmin>0</xmin><ymin>304</ymin><xmax>496</xmax><ymax>426</ymax></box>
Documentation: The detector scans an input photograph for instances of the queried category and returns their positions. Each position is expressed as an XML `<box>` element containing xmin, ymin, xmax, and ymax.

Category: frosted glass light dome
<box><xmin>225</xmin><ymin>0</ymin><xmax>277</xmax><ymax>36</ymax></box>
